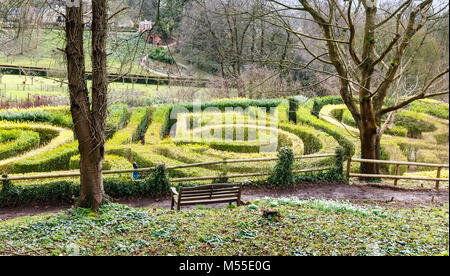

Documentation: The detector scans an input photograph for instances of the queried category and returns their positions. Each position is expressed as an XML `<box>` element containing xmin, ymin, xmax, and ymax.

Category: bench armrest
<box><xmin>170</xmin><ymin>187</ymin><xmax>178</xmax><ymax>196</ymax></box>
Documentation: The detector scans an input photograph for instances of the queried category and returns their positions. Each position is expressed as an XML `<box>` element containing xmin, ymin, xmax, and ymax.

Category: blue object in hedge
<box><xmin>133</xmin><ymin>162</ymin><xmax>139</xmax><ymax>179</ymax></box>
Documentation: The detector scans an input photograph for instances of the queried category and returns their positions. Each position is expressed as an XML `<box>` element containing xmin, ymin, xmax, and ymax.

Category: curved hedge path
<box><xmin>0</xmin><ymin>97</ymin><xmax>448</xmax><ymax>191</ymax></box>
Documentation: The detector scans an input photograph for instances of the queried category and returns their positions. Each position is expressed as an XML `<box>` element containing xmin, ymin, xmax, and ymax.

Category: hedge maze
<box><xmin>0</xmin><ymin>97</ymin><xmax>448</xmax><ymax>205</ymax></box>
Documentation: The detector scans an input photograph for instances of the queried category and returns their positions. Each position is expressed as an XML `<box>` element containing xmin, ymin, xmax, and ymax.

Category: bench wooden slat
<box><xmin>179</xmin><ymin>193</ymin><xmax>240</xmax><ymax>202</ymax></box>
<box><xmin>180</xmin><ymin>188</ymin><xmax>240</xmax><ymax>196</ymax></box>
<box><xmin>180</xmin><ymin>184</ymin><xmax>240</xmax><ymax>191</ymax></box>
<box><xmin>180</xmin><ymin>197</ymin><xmax>239</xmax><ymax>206</ymax></box>
<box><xmin>171</xmin><ymin>183</ymin><xmax>242</xmax><ymax>210</ymax></box>
<box><xmin>180</xmin><ymin>191</ymin><xmax>240</xmax><ymax>199</ymax></box>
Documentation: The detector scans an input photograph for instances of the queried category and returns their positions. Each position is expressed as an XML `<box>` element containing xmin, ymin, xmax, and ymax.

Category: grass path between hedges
<box><xmin>319</xmin><ymin>104</ymin><xmax>449</xmax><ymax>149</ymax></box>
<box><xmin>0</xmin><ymin>124</ymin><xmax>73</xmax><ymax>170</ymax></box>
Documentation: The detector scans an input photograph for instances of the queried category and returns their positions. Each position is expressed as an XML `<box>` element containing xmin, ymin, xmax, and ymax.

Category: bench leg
<box><xmin>171</xmin><ymin>197</ymin><xmax>174</xmax><ymax>210</ymax></box>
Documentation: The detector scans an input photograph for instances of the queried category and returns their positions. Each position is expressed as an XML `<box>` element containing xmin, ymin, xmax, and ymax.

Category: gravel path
<box><xmin>1</xmin><ymin>182</ymin><xmax>448</xmax><ymax>221</ymax></box>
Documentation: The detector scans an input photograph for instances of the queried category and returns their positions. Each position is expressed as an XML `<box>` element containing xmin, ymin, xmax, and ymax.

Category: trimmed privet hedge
<box><xmin>279</xmin><ymin>123</ymin><xmax>322</xmax><ymax>155</ymax></box>
<box><xmin>288</xmin><ymin>97</ymin><xmax>299</xmax><ymax>123</ymax></box>
<box><xmin>160</xmin><ymin>99</ymin><xmax>282</xmax><ymax>137</ymax></box>
<box><xmin>133</xmin><ymin>107</ymin><xmax>152</xmax><ymax>143</ymax></box>
<box><xmin>394</xmin><ymin>110</ymin><xmax>437</xmax><ymax>138</ymax></box>
<box><xmin>311</xmin><ymin>96</ymin><xmax>344</xmax><ymax>117</ymax></box>
<box><xmin>408</xmin><ymin>99</ymin><xmax>449</xmax><ymax>120</ymax></box>
<box><xmin>69</xmin><ymin>154</ymin><xmax>131</xmax><ymax>171</ymax></box>
<box><xmin>107</xmin><ymin>107</ymin><xmax>151</xmax><ymax>146</ymax></box>
<box><xmin>297</xmin><ymin>107</ymin><xmax>355</xmax><ymax>158</ymax></box>
<box><xmin>13</xmin><ymin>141</ymin><xmax>79</xmax><ymax>173</ymax></box>
<box><xmin>0</xmin><ymin>165</ymin><xmax>170</xmax><ymax>206</ymax></box>
<box><xmin>105</xmin><ymin>103</ymin><xmax>130</xmax><ymax>139</ymax></box>
<box><xmin>0</xmin><ymin>105</ymin><xmax>137</xmax><ymax>137</ymax></box>
<box><xmin>0</xmin><ymin>130</ymin><xmax>40</xmax><ymax>160</ymax></box>
<box><xmin>0</xmin><ymin>122</ymin><xmax>60</xmax><ymax>145</ymax></box>
<box><xmin>331</xmin><ymin>107</ymin><xmax>409</xmax><ymax>137</ymax></box>
<box><xmin>0</xmin><ymin>107</ymin><xmax>73</xmax><ymax>128</ymax></box>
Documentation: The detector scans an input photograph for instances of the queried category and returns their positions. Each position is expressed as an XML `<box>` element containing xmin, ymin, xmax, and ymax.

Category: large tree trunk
<box><xmin>360</xmin><ymin>125</ymin><xmax>379</xmax><ymax>174</ymax></box>
<box><xmin>359</xmin><ymin>99</ymin><xmax>380</xmax><ymax>175</ymax></box>
<box><xmin>65</xmin><ymin>2</ymin><xmax>107</xmax><ymax>210</ymax></box>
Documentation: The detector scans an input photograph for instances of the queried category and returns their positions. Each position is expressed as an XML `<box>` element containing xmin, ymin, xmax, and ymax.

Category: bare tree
<box><xmin>65</xmin><ymin>0</ymin><xmax>161</xmax><ymax>210</ymax></box>
<box><xmin>266</xmin><ymin>0</ymin><xmax>449</xmax><ymax>174</ymax></box>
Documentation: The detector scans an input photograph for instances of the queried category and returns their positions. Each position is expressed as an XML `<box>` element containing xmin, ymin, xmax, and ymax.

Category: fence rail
<box><xmin>0</xmin><ymin>64</ymin><xmax>209</xmax><ymax>87</ymax></box>
<box><xmin>1</xmin><ymin>153</ymin><xmax>337</xmax><ymax>183</ymax></box>
<box><xmin>346</xmin><ymin>158</ymin><xmax>449</xmax><ymax>190</ymax></box>
<box><xmin>2</xmin><ymin>154</ymin><xmax>447</xmax><ymax>190</ymax></box>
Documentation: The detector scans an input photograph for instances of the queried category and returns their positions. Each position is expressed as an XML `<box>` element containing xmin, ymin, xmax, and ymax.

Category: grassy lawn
<box><xmin>0</xmin><ymin>29</ymin><xmax>146</xmax><ymax>74</ymax></box>
<box><xmin>0</xmin><ymin>29</ymin><xmax>206</xmax><ymax>77</ymax></box>
<box><xmin>0</xmin><ymin>74</ymin><xmax>216</xmax><ymax>102</ymax></box>
<box><xmin>0</xmin><ymin>198</ymin><xmax>448</xmax><ymax>256</ymax></box>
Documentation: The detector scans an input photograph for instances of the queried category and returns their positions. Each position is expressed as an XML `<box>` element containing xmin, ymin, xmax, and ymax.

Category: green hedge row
<box><xmin>331</xmin><ymin>107</ymin><xmax>409</xmax><ymax>137</ymax></box>
<box><xmin>105</xmin><ymin>103</ymin><xmax>130</xmax><ymax>139</ymax></box>
<box><xmin>0</xmin><ymin>108</ymin><xmax>73</xmax><ymax>128</ymax></box>
<box><xmin>148</xmin><ymin>46</ymin><xmax>176</xmax><ymax>64</ymax></box>
<box><xmin>161</xmin><ymin>99</ymin><xmax>282</xmax><ymax>137</ymax></box>
<box><xmin>107</xmin><ymin>107</ymin><xmax>151</xmax><ymax>146</ymax></box>
<box><xmin>394</xmin><ymin>110</ymin><xmax>437</xmax><ymax>138</ymax></box>
<box><xmin>0</xmin><ymin>129</ymin><xmax>40</xmax><ymax>160</ymax></box>
<box><xmin>311</xmin><ymin>96</ymin><xmax>344</xmax><ymax>117</ymax></box>
<box><xmin>279</xmin><ymin>123</ymin><xmax>322</xmax><ymax>155</ymax></box>
<box><xmin>13</xmin><ymin>141</ymin><xmax>79</xmax><ymax>173</ymax></box>
<box><xmin>69</xmin><ymin>154</ymin><xmax>132</xmax><ymax>171</ymax></box>
<box><xmin>0</xmin><ymin>145</ymin><xmax>345</xmax><ymax>206</ymax></box>
<box><xmin>408</xmin><ymin>99</ymin><xmax>449</xmax><ymax>120</ymax></box>
<box><xmin>0</xmin><ymin>164</ymin><xmax>170</xmax><ymax>206</ymax></box>
<box><xmin>297</xmin><ymin>107</ymin><xmax>355</xmax><ymax>158</ymax></box>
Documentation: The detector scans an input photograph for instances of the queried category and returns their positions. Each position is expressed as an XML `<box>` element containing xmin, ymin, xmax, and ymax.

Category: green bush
<box><xmin>279</xmin><ymin>123</ymin><xmax>322</xmax><ymax>154</ymax></box>
<box><xmin>385</xmin><ymin>126</ymin><xmax>408</xmax><ymax>137</ymax></box>
<box><xmin>434</xmin><ymin>133</ymin><xmax>449</xmax><ymax>145</ymax></box>
<box><xmin>288</xmin><ymin>97</ymin><xmax>299</xmax><ymax>123</ymax></box>
<box><xmin>269</xmin><ymin>146</ymin><xmax>294</xmax><ymax>187</ymax></box>
<box><xmin>394</xmin><ymin>110</ymin><xmax>437</xmax><ymax>138</ymax></box>
<box><xmin>330</xmin><ymin>108</ymin><xmax>344</xmax><ymax>122</ymax></box>
<box><xmin>148</xmin><ymin>46</ymin><xmax>176</xmax><ymax>64</ymax></box>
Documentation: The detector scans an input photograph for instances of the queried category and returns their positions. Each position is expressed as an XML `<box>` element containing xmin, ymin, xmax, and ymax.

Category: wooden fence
<box><xmin>1</xmin><ymin>153</ymin><xmax>337</xmax><ymax>183</ymax></box>
<box><xmin>346</xmin><ymin>158</ymin><xmax>449</xmax><ymax>190</ymax></box>
<box><xmin>2</xmin><ymin>154</ymin><xmax>448</xmax><ymax>191</ymax></box>
<box><xmin>0</xmin><ymin>64</ymin><xmax>209</xmax><ymax>87</ymax></box>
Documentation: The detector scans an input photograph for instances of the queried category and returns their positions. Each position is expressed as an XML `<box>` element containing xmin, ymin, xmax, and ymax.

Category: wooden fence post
<box><xmin>393</xmin><ymin>164</ymin><xmax>399</xmax><ymax>186</ymax></box>
<box><xmin>436</xmin><ymin>167</ymin><xmax>442</xmax><ymax>191</ymax></box>
<box><xmin>222</xmin><ymin>157</ymin><xmax>228</xmax><ymax>181</ymax></box>
<box><xmin>346</xmin><ymin>158</ymin><xmax>351</xmax><ymax>179</ymax></box>
<box><xmin>1</xmin><ymin>174</ymin><xmax>10</xmax><ymax>191</ymax></box>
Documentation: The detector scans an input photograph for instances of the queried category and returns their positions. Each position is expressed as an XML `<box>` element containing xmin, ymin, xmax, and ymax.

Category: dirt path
<box><xmin>0</xmin><ymin>182</ymin><xmax>448</xmax><ymax>221</ymax></box>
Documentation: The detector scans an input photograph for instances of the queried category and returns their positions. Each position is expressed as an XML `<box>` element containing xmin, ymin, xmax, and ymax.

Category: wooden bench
<box><xmin>170</xmin><ymin>183</ymin><xmax>242</xmax><ymax>210</ymax></box>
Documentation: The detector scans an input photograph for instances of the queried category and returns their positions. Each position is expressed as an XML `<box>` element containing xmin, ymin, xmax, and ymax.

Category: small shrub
<box><xmin>148</xmin><ymin>47</ymin><xmax>176</xmax><ymax>64</ymax></box>
<box><xmin>269</xmin><ymin>146</ymin><xmax>294</xmax><ymax>187</ymax></box>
